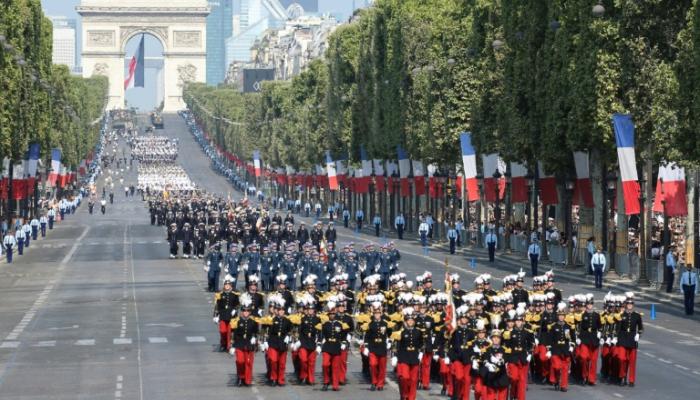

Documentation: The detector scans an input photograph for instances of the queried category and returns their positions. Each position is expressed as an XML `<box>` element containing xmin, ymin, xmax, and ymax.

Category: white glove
<box><xmin>526</xmin><ymin>354</ymin><xmax>532</xmax><ymax>363</ymax></box>
<box><xmin>346</xmin><ymin>334</ymin><xmax>352</xmax><ymax>342</ymax></box>
<box><xmin>444</xmin><ymin>357</ymin><xmax>450</xmax><ymax>365</ymax></box>
<box><xmin>204</xmin><ymin>266</ymin><xmax>210</xmax><ymax>272</ymax></box>
<box><xmin>207</xmin><ymin>261</ymin><xmax>211</xmax><ymax>266</ymax></box>
<box><xmin>257</xmin><ymin>309</ymin><xmax>263</xmax><ymax>317</ymax></box>
<box><xmin>487</xmin><ymin>363</ymin><xmax>497</xmax><ymax>373</ymax></box>
<box><xmin>341</xmin><ymin>343</ymin><xmax>347</xmax><ymax>351</ymax></box>
<box><xmin>600</xmin><ymin>338</ymin><xmax>605</xmax><ymax>346</ymax></box>
<box><xmin>612</xmin><ymin>337</ymin><xmax>618</xmax><ymax>345</ymax></box>
<box><xmin>316</xmin><ymin>345</ymin><xmax>322</xmax><ymax>354</ymax></box>
<box><xmin>534</xmin><ymin>338</ymin><xmax>539</xmax><ymax>346</ymax></box>
<box><xmin>261</xmin><ymin>342</ymin><xmax>269</xmax><ymax>352</ymax></box>
<box><xmin>224</xmin><ymin>268</ymin><xmax>229</xmax><ymax>274</ymax></box>
<box><xmin>473</xmin><ymin>346</ymin><xmax>481</xmax><ymax>354</ymax></box>
<box><xmin>433</xmin><ymin>354</ymin><xmax>440</xmax><ymax>361</ymax></box>
<box><xmin>250</xmin><ymin>337</ymin><xmax>256</xmax><ymax>345</ymax></box>
<box><xmin>213</xmin><ymin>316</ymin><xmax>219</xmax><ymax>324</ymax></box>
<box><xmin>597</xmin><ymin>332</ymin><xmax>602</xmax><ymax>339</ymax></box>
<box><xmin>605</xmin><ymin>337</ymin><xmax>611</xmax><ymax>345</ymax></box>
<box><xmin>362</xmin><ymin>347</ymin><xmax>369</xmax><ymax>357</ymax></box>
<box><xmin>569</xmin><ymin>345</ymin><xmax>574</xmax><ymax>353</ymax></box>
<box><xmin>576</xmin><ymin>338</ymin><xmax>581</xmax><ymax>345</ymax></box>
<box><xmin>391</xmin><ymin>357</ymin><xmax>398</xmax><ymax>367</ymax></box>
<box><xmin>357</xmin><ymin>339</ymin><xmax>364</xmax><ymax>346</ymax></box>
<box><xmin>231</xmin><ymin>310</ymin><xmax>237</xmax><ymax>317</ymax></box>
<box><xmin>284</xmin><ymin>336</ymin><xmax>291</xmax><ymax>344</ymax></box>
<box><xmin>418</xmin><ymin>352</ymin><xmax>423</xmax><ymax>361</ymax></box>
<box><xmin>229</xmin><ymin>348</ymin><xmax>236</xmax><ymax>355</ymax></box>
<box><xmin>291</xmin><ymin>341</ymin><xmax>300</xmax><ymax>351</ymax></box>
<box><xmin>386</xmin><ymin>341</ymin><xmax>392</xmax><ymax>350</ymax></box>
<box><xmin>634</xmin><ymin>333</ymin><xmax>639</xmax><ymax>342</ymax></box>
<box><xmin>472</xmin><ymin>360</ymin><xmax>479</xmax><ymax>370</ymax></box>
<box><xmin>546</xmin><ymin>351</ymin><xmax>552</xmax><ymax>359</ymax></box>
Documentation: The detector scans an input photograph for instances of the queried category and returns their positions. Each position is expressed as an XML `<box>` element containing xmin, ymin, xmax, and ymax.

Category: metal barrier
<box><xmin>548</xmin><ymin>244</ymin><xmax>566</xmax><ymax>264</ymax></box>
<box><xmin>644</xmin><ymin>259</ymin><xmax>663</xmax><ymax>289</ymax></box>
<box><xmin>510</xmin><ymin>235</ymin><xmax>529</xmax><ymax>253</ymax></box>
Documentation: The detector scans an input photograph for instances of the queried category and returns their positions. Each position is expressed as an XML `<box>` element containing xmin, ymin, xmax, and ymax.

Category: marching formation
<box><xmin>130</xmin><ymin>136</ymin><xmax>179</xmax><ymax>162</ymax></box>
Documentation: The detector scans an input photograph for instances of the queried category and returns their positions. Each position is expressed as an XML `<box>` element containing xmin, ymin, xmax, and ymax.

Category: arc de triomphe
<box><xmin>77</xmin><ymin>0</ymin><xmax>209</xmax><ymax>112</ymax></box>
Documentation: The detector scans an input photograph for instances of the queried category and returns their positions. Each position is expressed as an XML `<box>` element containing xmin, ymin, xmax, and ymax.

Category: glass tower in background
<box><xmin>206</xmin><ymin>0</ymin><xmax>234</xmax><ymax>85</ymax></box>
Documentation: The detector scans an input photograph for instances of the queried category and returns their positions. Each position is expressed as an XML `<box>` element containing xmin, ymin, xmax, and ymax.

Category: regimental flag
<box><xmin>253</xmin><ymin>150</ymin><xmax>262</xmax><ymax>177</ymax></box>
<box><xmin>482</xmin><ymin>153</ymin><xmax>506</xmax><ymax>202</ymax></box>
<box><xmin>373</xmin><ymin>159</ymin><xmax>385</xmax><ymax>192</ymax></box>
<box><xmin>397</xmin><ymin>146</ymin><xmax>411</xmax><ymax>197</ymax></box>
<box><xmin>124</xmin><ymin>35</ymin><xmax>145</xmax><ymax>90</ymax></box>
<box><xmin>510</xmin><ymin>162</ymin><xmax>528</xmax><ymax>203</ymax></box>
<box><xmin>613</xmin><ymin>113</ymin><xmax>641</xmax><ymax>215</ymax></box>
<box><xmin>459</xmin><ymin>132</ymin><xmax>480</xmax><ymax>201</ymax></box>
<box><xmin>573</xmin><ymin>151</ymin><xmax>595</xmax><ymax>208</ymax></box>
<box><xmin>326</xmin><ymin>151</ymin><xmax>338</xmax><ymax>191</ymax></box>
<box><xmin>653</xmin><ymin>162</ymin><xmax>688</xmax><ymax>217</ymax></box>
<box><xmin>538</xmin><ymin>162</ymin><xmax>559</xmax><ymax>205</ymax></box>
<box><xmin>48</xmin><ymin>148</ymin><xmax>61</xmax><ymax>186</ymax></box>
<box><xmin>413</xmin><ymin>160</ymin><xmax>426</xmax><ymax>196</ymax></box>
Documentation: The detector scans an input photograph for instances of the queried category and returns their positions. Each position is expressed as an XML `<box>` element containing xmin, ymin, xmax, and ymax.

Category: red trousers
<box><xmin>267</xmin><ymin>347</ymin><xmax>287</xmax><ymax>384</ymax></box>
<box><xmin>438</xmin><ymin>358</ymin><xmax>453</xmax><ymax>396</ymax></box>
<box><xmin>396</xmin><ymin>362</ymin><xmax>419</xmax><ymax>400</ymax></box>
<box><xmin>534</xmin><ymin>344</ymin><xmax>550</xmax><ymax>379</ymax></box>
<box><xmin>576</xmin><ymin>344</ymin><xmax>599</xmax><ymax>383</ymax></box>
<box><xmin>507</xmin><ymin>362</ymin><xmax>528</xmax><ymax>400</ymax></box>
<box><xmin>601</xmin><ymin>345</ymin><xmax>615</xmax><ymax>378</ymax></box>
<box><xmin>368</xmin><ymin>352</ymin><xmax>387</xmax><ymax>388</ymax></box>
<box><xmin>616</xmin><ymin>346</ymin><xmax>637</xmax><ymax>383</ymax></box>
<box><xmin>339</xmin><ymin>349</ymin><xmax>348</xmax><ymax>383</ymax></box>
<box><xmin>235</xmin><ymin>349</ymin><xmax>255</xmax><ymax>385</ymax></box>
<box><xmin>451</xmin><ymin>361</ymin><xmax>472</xmax><ymax>400</ymax></box>
<box><xmin>218</xmin><ymin>320</ymin><xmax>231</xmax><ymax>350</ymax></box>
<box><xmin>322</xmin><ymin>352</ymin><xmax>343</xmax><ymax>390</ymax></box>
<box><xmin>298</xmin><ymin>347</ymin><xmax>317</xmax><ymax>383</ymax></box>
<box><xmin>419</xmin><ymin>352</ymin><xmax>432</xmax><ymax>388</ymax></box>
<box><xmin>473</xmin><ymin>376</ymin><xmax>487</xmax><ymax>400</ymax></box>
<box><xmin>486</xmin><ymin>387</ymin><xmax>508</xmax><ymax>400</ymax></box>
<box><xmin>550</xmin><ymin>355</ymin><xmax>570</xmax><ymax>389</ymax></box>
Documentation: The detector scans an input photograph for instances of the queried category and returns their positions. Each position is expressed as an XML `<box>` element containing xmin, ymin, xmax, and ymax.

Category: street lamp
<box><xmin>504</xmin><ymin>171</ymin><xmax>512</xmax><ymax>253</ymax></box>
<box><xmin>564</xmin><ymin>177</ymin><xmax>576</xmax><ymax>267</ymax></box>
<box><xmin>637</xmin><ymin>177</ymin><xmax>650</xmax><ymax>286</ymax></box>
<box><xmin>492</xmin><ymin>39</ymin><xmax>504</xmax><ymax>50</ymax></box>
<box><xmin>493</xmin><ymin>170</ymin><xmax>502</xmax><ymax>243</ymax></box>
<box><xmin>606</xmin><ymin>171</ymin><xmax>618</xmax><ymax>273</ymax></box>
<box><xmin>592</xmin><ymin>3</ymin><xmax>606</xmax><ymax>17</ymax></box>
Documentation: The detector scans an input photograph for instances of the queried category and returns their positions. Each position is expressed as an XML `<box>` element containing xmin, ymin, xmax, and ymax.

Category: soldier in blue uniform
<box><xmin>243</xmin><ymin>243</ymin><xmax>260</xmax><ymax>287</ymax></box>
<box><xmin>206</xmin><ymin>244</ymin><xmax>224</xmax><ymax>292</ymax></box>
<box><xmin>260</xmin><ymin>246</ymin><xmax>277</xmax><ymax>292</ymax></box>
<box><xmin>225</xmin><ymin>244</ymin><xmax>242</xmax><ymax>290</ymax></box>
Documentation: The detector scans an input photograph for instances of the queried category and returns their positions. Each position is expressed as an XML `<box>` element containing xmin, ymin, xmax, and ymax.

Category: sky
<box><xmin>40</xmin><ymin>0</ymin><xmax>359</xmax><ymax>109</ymax></box>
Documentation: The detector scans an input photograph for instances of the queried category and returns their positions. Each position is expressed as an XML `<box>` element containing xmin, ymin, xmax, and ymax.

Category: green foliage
<box><xmin>0</xmin><ymin>0</ymin><xmax>108</xmax><ymax>169</ymax></box>
<box><xmin>184</xmin><ymin>0</ymin><xmax>700</xmax><ymax>172</ymax></box>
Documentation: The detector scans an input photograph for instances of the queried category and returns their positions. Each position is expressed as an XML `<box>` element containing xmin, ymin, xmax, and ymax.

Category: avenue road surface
<box><xmin>0</xmin><ymin>113</ymin><xmax>698</xmax><ymax>399</ymax></box>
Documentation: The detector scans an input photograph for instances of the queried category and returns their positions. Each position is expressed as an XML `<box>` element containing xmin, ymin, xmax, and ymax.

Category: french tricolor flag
<box><xmin>412</xmin><ymin>160</ymin><xmax>426</xmax><ymax>196</ymax></box>
<box><xmin>124</xmin><ymin>35</ymin><xmax>145</xmax><ymax>90</ymax></box>
<box><xmin>510</xmin><ymin>162</ymin><xmax>528</xmax><ymax>203</ymax></box>
<box><xmin>253</xmin><ymin>150</ymin><xmax>261</xmax><ymax>177</ymax></box>
<box><xmin>652</xmin><ymin>162</ymin><xmax>687</xmax><ymax>217</ymax></box>
<box><xmin>613</xmin><ymin>113</ymin><xmax>641</xmax><ymax>215</ymax></box>
<box><xmin>460</xmin><ymin>132</ymin><xmax>480</xmax><ymax>201</ymax></box>
<box><xmin>538</xmin><ymin>162</ymin><xmax>559</xmax><ymax>205</ymax></box>
<box><xmin>373</xmin><ymin>159</ymin><xmax>385</xmax><ymax>192</ymax></box>
<box><xmin>482</xmin><ymin>153</ymin><xmax>506</xmax><ymax>202</ymax></box>
<box><xmin>326</xmin><ymin>151</ymin><xmax>338</xmax><ymax>191</ymax></box>
<box><xmin>355</xmin><ymin>146</ymin><xmax>371</xmax><ymax>194</ymax></box>
<box><xmin>397</xmin><ymin>146</ymin><xmax>411</xmax><ymax>197</ymax></box>
<box><xmin>573</xmin><ymin>151</ymin><xmax>595</xmax><ymax>208</ymax></box>
<box><xmin>48</xmin><ymin>148</ymin><xmax>61</xmax><ymax>186</ymax></box>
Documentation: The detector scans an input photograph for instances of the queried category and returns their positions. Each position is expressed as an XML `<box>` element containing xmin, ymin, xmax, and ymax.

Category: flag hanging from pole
<box><xmin>573</xmin><ymin>151</ymin><xmax>595</xmax><ymax>208</ymax></box>
<box><xmin>397</xmin><ymin>146</ymin><xmax>411</xmax><ymax>197</ymax></box>
<box><xmin>652</xmin><ymin>162</ymin><xmax>688</xmax><ymax>217</ymax></box>
<box><xmin>612</xmin><ymin>113</ymin><xmax>641</xmax><ymax>215</ymax></box>
<box><xmin>459</xmin><ymin>132</ymin><xmax>480</xmax><ymax>201</ymax></box>
<box><xmin>124</xmin><ymin>35</ymin><xmax>145</xmax><ymax>90</ymax></box>
<box><xmin>412</xmin><ymin>160</ymin><xmax>425</xmax><ymax>196</ymax></box>
<box><xmin>482</xmin><ymin>153</ymin><xmax>506</xmax><ymax>202</ymax></box>
<box><xmin>510</xmin><ymin>162</ymin><xmax>528</xmax><ymax>203</ymax></box>
<box><xmin>538</xmin><ymin>162</ymin><xmax>559</xmax><ymax>205</ymax></box>
<box><xmin>253</xmin><ymin>150</ymin><xmax>261</xmax><ymax>177</ymax></box>
<box><xmin>48</xmin><ymin>148</ymin><xmax>61</xmax><ymax>186</ymax></box>
<box><xmin>326</xmin><ymin>151</ymin><xmax>338</xmax><ymax>191</ymax></box>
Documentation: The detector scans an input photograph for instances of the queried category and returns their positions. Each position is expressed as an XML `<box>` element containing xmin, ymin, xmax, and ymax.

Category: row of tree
<box><xmin>0</xmin><ymin>0</ymin><xmax>108</xmax><ymax>171</ymax></box>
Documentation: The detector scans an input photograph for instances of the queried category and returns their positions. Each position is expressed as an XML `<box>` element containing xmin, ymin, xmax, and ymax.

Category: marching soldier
<box><xmin>39</xmin><ymin>213</ymin><xmax>48</xmax><ymax>237</ymax></box>
<box><xmin>504</xmin><ymin>308</ymin><xmax>534</xmax><ymax>400</ymax></box>
<box><xmin>391</xmin><ymin>307</ymin><xmax>424</xmax><ymax>400</ymax></box>
<box><xmin>30</xmin><ymin>216</ymin><xmax>39</xmax><ymax>241</ymax></box>
<box><xmin>181</xmin><ymin>223</ymin><xmax>193</xmax><ymax>258</ymax></box>
<box><xmin>361</xmin><ymin>299</ymin><xmax>393</xmax><ymax>391</ymax></box>
<box><xmin>15</xmin><ymin>226</ymin><xmax>25</xmax><ymax>256</ymax></box>
<box><xmin>291</xmin><ymin>294</ymin><xmax>321</xmax><ymax>385</ymax></box>
<box><xmin>575</xmin><ymin>293</ymin><xmax>602</xmax><ymax>386</ymax></box>
<box><xmin>615</xmin><ymin>292</ymin><xmax>643</xmax><ymax>387</ymax></box>
<box><xmin>213</xmin><ymin>275</ymin><xmax>239</xmax><ymax>352</ymax></box>
<box><xmin>4</xmin><ymin>230</ymin><xmax>17</xmax><ymax>263</ymax></box>
<box><xmin>47</xmin><ymin>207</ymin><xmax>56</xmax><ymax>229</ymax></box>
<box><xmin>449</xmin><ymin>305</ymin><xmax>475</xmax><ymax>400</ymax></box>
<box><xmin>319</xmin><ymin>300</ymin><xmax>350</xmax><ymax>391</ymax></box>
<box><xmin>260</xmin><ymin>293</ymin><xmax>293</xmax><ymax>386</ymax></box>
<box><xmin>482</xmin><ymin>329</ymin><xmax>509</xmax><ymax>400</ymax></box>
<box><xmin>167</xmin><ymin>223</ymin><xmax>179</xmax><ymax>258</ymax></box>
<box><xmin>231</xmin><ymin>293</ymin><xmax>259</xmax><ymax>386</ymax></box>
<box><xmin>205</xmin><ymin>244</ymin><xmax>224</xmax><ymax>292</ymax></box>
<box><xmin>547</xmin><ymin>302</ymin><xmax>576</xmax><ymax>392</ymax></box>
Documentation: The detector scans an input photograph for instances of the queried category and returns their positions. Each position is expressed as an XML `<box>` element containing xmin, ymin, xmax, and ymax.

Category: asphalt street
<box><xmin>0</xmin><ymin>112</ymin><xmax>698</xmax><ymax>400</ymax></box>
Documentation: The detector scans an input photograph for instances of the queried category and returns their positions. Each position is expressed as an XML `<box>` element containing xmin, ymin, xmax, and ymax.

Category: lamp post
<box><xmin>493</xmin><ymin>170</ymin><xmax>502</xmax><ymax>243</ymax></box>
<box><xmin>504</xmin><ymin>172</ymin><xmax>512</xmax><ymax>253</ymax></box>
<box><xmin>606</xmin><ymin>172</ymin><xmax>617</xmax><ymax>273</ymax></box>
<box><xmin>476</xmin><ymin>175</ymin><xmax>484</xmax><ymax>247</ymax></box>
<box><xmin>564</xmin><ymin>177</ymin><xmax>575</xmax><ymax>267</ymax></box>
<box><xmin>637</xmin><ymin>177</ymin><xmax>650</xmax><ymax>286</ymax></box>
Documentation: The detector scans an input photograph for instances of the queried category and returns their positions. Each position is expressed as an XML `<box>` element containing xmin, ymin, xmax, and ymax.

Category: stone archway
<box><xmin>77</xmin><ymin>1</ymin><xmax>209</xmax><ymax>112</ymax></box>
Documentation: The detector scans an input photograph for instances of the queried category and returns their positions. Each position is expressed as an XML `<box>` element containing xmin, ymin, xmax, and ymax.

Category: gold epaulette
<box><xmin>504</xmin><ymin>345</ymin><xmax>512</xmax><ymax>354</ymax></box>
<box><xmin>230</xmin><ymin>317</ymin><xmax>239</xmax><ymax>329</ymax></box>
<box><xmin>360</xmin><ymin>322</ymin><xmax>369</xmax><ymax>332</ymax></box>
<box><xmin>288</xmin><ymin>314</ymin><xmax>302</xmax><ymax>325</ymax></box>
<box><xmin>314</xmin><ymin>323</ymin><xmax>322</xmax><ymax>330</ymax></box>
<box><xmin>258</xmin><ymin>315</ymin><xmax>274</xmax><ymax>325</ymax></box>
<box><xmin>387</xmin><ymin>320</ymin><xmax>396</xmax><ymax>329</ymax></box>
<box><xmin>214</xmin><ymin>293</ymin><xmax>221</xmax><ymax>301</ymax></box>
<box><xmin>432</xmin><ymin>313</ymin><xmax>443</xmax><ymax>324</ymax></box>
<box><xmin>390</xmin><ymin>330</ymin><xmax>402</xmax><ymax>341</ymax></box>
<box><xmin>355</xmin><ymin>313</ymin><xmax>371</xmax><ymax>324</ymax></box>
<box><xmin>389</xmin><ymin>312</ymin><xmax>403</xmax><ymax>322</ymax></box>
<box><xmin>319</xmin><ymin>313</ymin><xmax>330</xmax><ymax>323</ymax></box>
<box><xmin>565</xmin><ymin>314</ymin><xmax>576</xmax><ymax>325</ymax></box>
<box><xmin>503</xmin><ymin>330</ymin><xmax>512</xmax><ymax>340</ymax></box>
<box><xmin>341</xmin><ymin>322</ymin><xmax>350</xmax><ymax>330</ymax></box>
